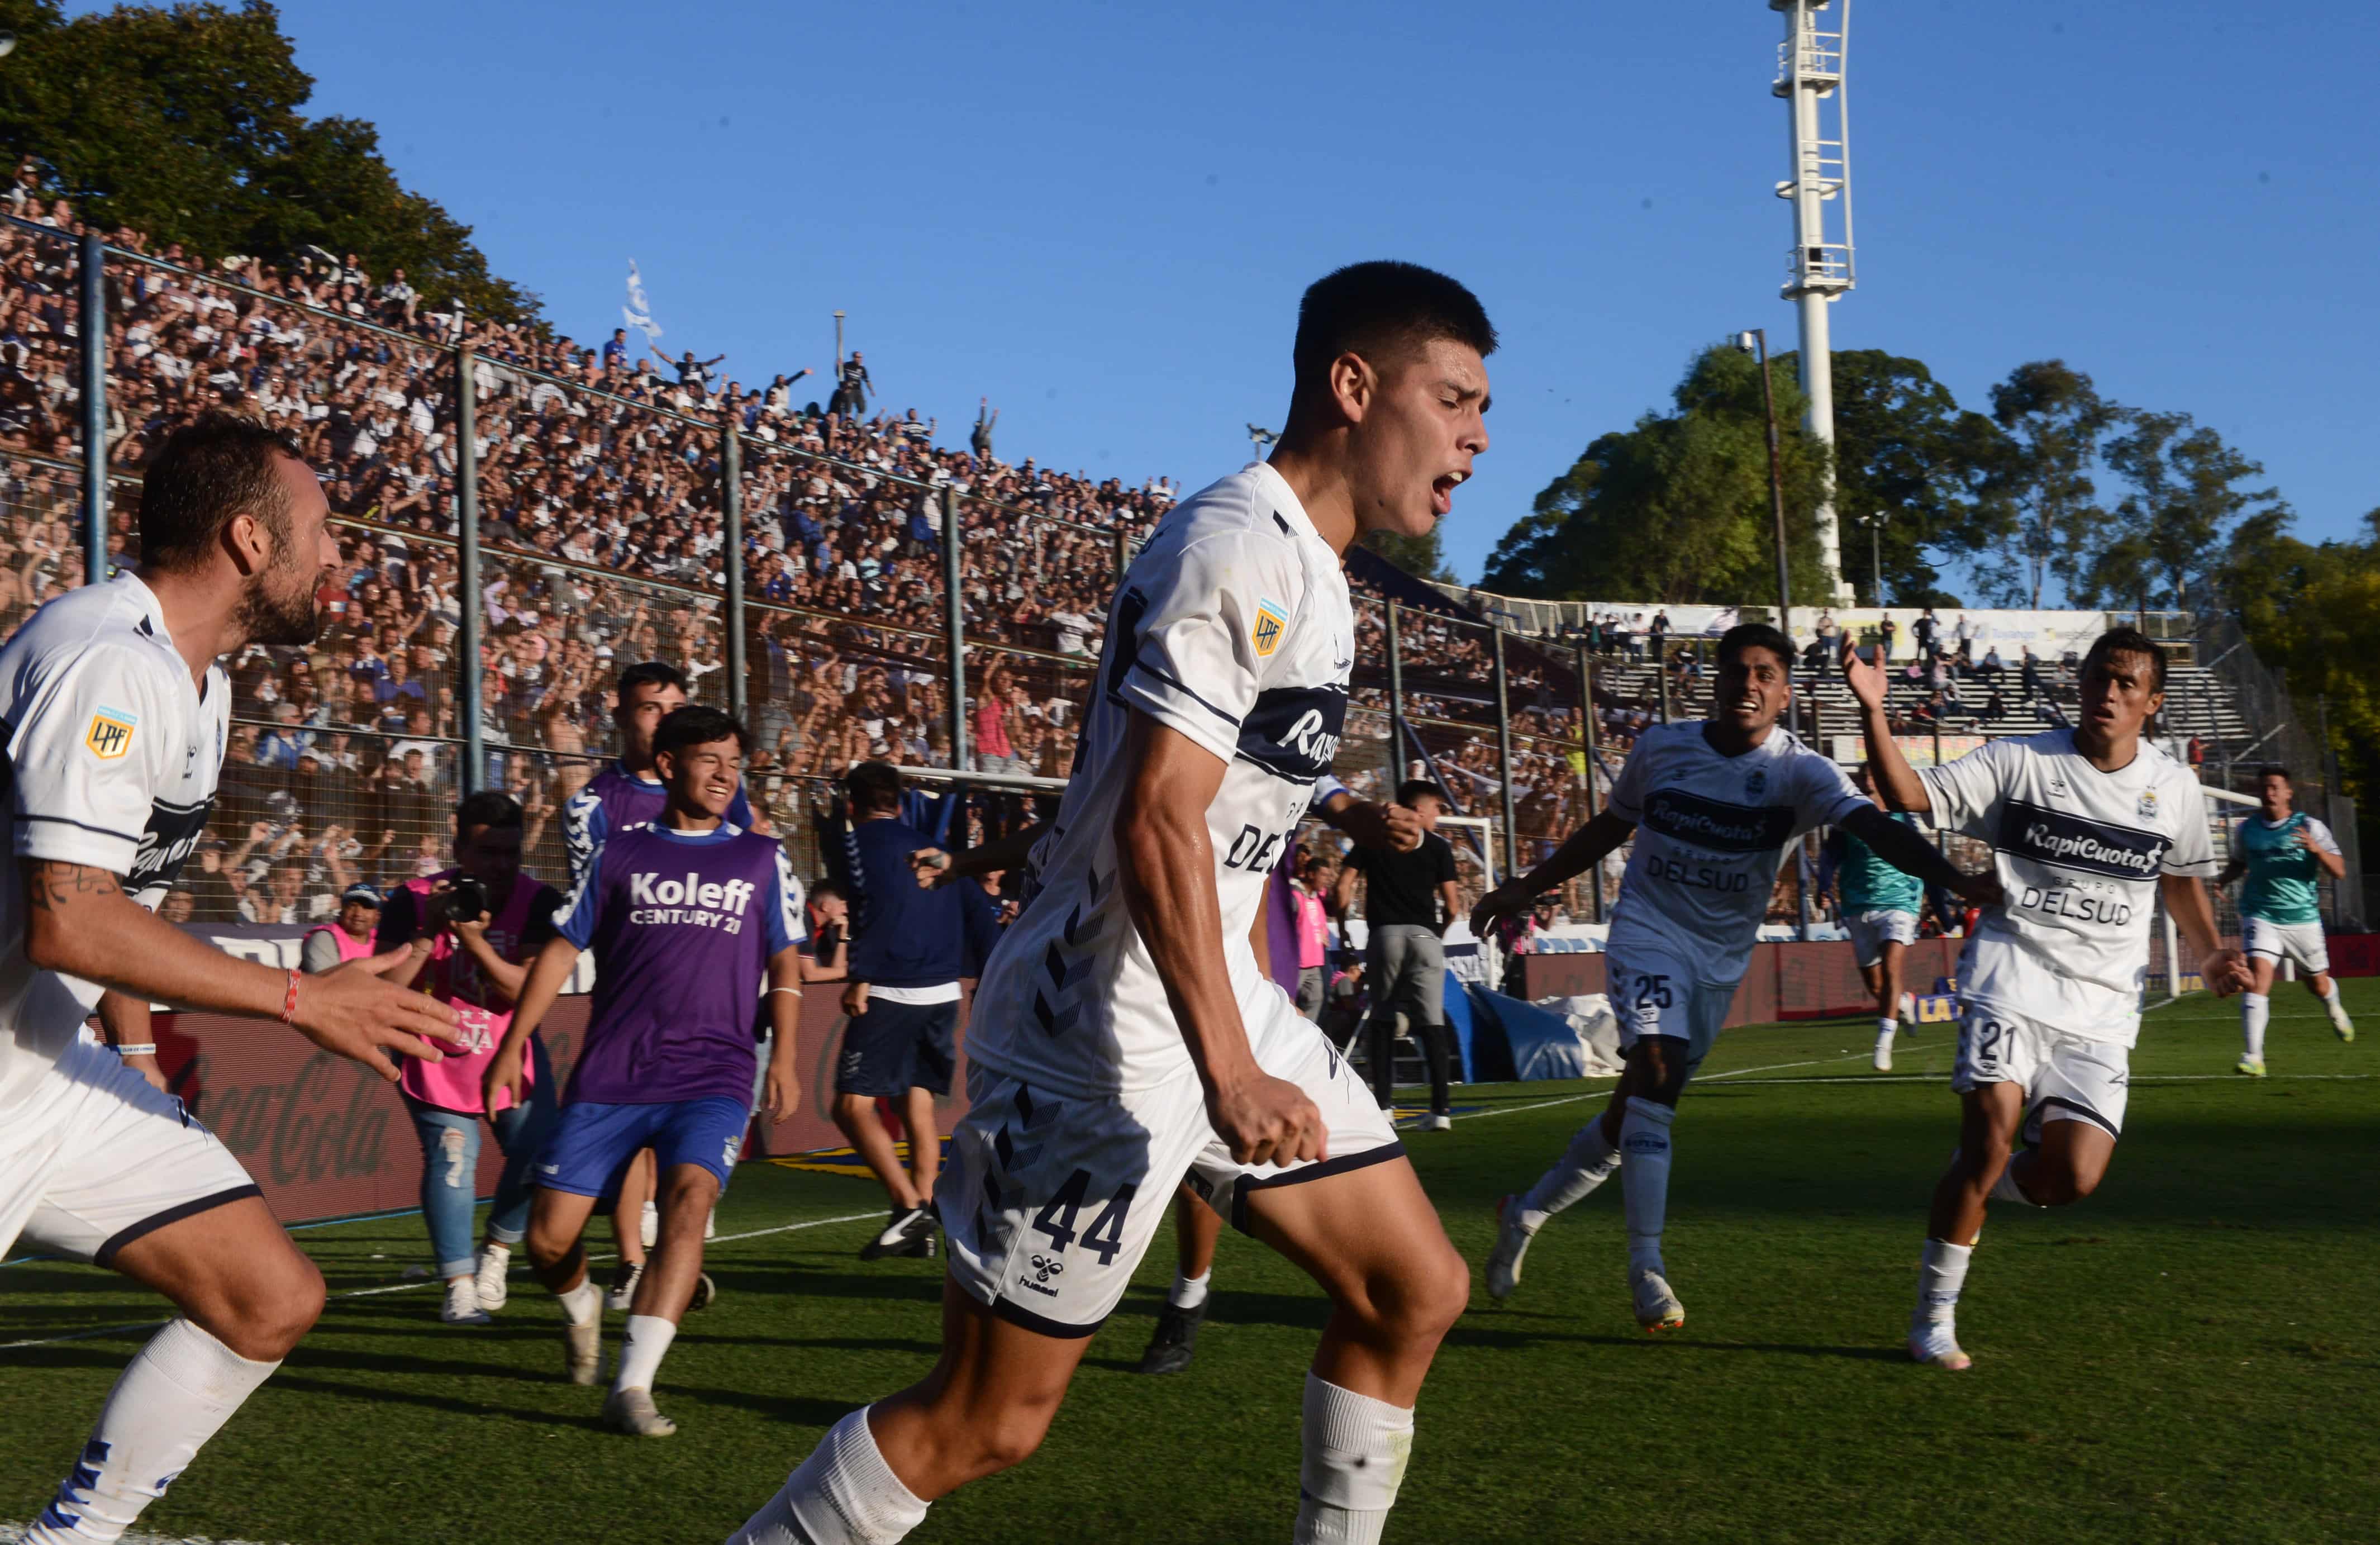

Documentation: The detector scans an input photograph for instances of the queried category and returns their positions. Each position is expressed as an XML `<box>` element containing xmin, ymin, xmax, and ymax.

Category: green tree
<box><xmin>2223</xmin><ymin>509</ymin><xmax>2380</xmax><ymax>838</ymax></box>
<box><xmin>1362</xmin><ymin>522</ymin><xmax>1453</xmax><ymax>583</ymax></box>
<box><xmin>1789</xmin><ymin>348</ymin><xmax>2012</xmax><ymax>607</ymax></box>
<box><xmin>1981</xmin><ymin>360</ymin><xmax>2121</xmax><ymax>607</ymax></box>
<box><xmin>0</xmin><ymin>0</ymin><xmax>536</xmax><ymax>321</ymax></box>
<box><xmin>2083</xmin><ymin>410</ymin><xmax>2287</xmax><ymax>612</ymax></box>
<box><xmin>1481</xmin><ymin>343</ymin><xmax>1831</xmax><ymax>605</ymax></box>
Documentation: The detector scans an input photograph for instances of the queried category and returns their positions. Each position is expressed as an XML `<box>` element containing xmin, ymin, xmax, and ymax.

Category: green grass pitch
<box><xmin>4</xmin><ymin>985</ymin><xmax>2375</xmax><ymax>1544</ymax></box>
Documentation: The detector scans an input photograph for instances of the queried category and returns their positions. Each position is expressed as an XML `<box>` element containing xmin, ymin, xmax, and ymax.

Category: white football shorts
<box><xmin>1606</xmin><ymin>949</ymin><xmax>1732</xmax><ymax>1079</ymax></box>
<box><xmin>0</xmin><ymin>1037</ymin><xmax>261</xmax><ymax>1266</ymax></box>
<box><xmin>1845</xmin><ymin>909</ymin><xmax>1920</xmax><ymax>969</ymax></box>
<box><xmin>940</xmin><ymin>989</ymin><xmax>1402</xmax><ymax>1337</ymax></box>
<box><xmin>1950</xmin><ymin>1005</ymin><xmax>2129</xmax><ymax>1142</ymax></box>
<box><xmin>2243</xmin><ymin>916</ymin><xmax>2329</xmax><ymax>976</ymax></box>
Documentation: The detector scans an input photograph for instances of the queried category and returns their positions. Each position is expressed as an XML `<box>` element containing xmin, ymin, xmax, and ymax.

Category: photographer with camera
<box><xmin>378</xmin><ymin>790</ymin><xmax>565</xmax><ymax>1325</ymax></box>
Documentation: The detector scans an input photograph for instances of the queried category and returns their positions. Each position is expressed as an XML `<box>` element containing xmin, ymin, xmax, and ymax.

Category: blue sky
<box><xmin>225</xmin><ymin>1</ymin><xmax>2378</xmax><ymax>595</ymax></box>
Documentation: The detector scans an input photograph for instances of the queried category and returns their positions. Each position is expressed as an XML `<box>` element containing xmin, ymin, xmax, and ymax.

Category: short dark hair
<box><xmin>2080</xmin><ymin>627</ymin><xmax>2168</xmax><ymax>693</ymax></box>
<box><xmin>139</xmin><ymin>412</ymin><xmax>306</xmax><ymax>573</ymax></box>
<box><xmin>845</xmin><ymin>759</ymin><xmax>905</xmax><ymax>815</ymax></box>
<box><xmin>2260</xmin><ymin>766</ymin><xmax>2293</xmax><ymax>786</ymax></box>
<box><xmin>1292</xmin><ymin>262</ymin><xmax>1496</xmax><ymax>401</ymax></box>
<box><xmin>653</xmin><ymin>704</ymin><xmax>750</xmax><ymax>760</ymax></box>
<box><xmin>1397</xmin><ymin>778</ymin><xmax>1451</xmax><ymax>809</ymax></box>
<box><xmin>808</xmin><ymin>877</ymin><xmax>845</xmax><ymax>904</ymax></box>
<box><xmin>615</xmin><ymin>660</ymin><xmax>688</xmax><ymax>703</ymax></box>
<box><xmin>455</xmin><ymin>790</ymin><xmax>524</xmax><ymax>831</ymax></box>
<box><xmin>1717</xmin><ymin>622</ymin><xmax>1796</xmax><ymax>673</ymax></box>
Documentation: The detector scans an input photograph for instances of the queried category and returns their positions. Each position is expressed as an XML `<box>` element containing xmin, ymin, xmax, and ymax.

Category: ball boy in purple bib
<box><xmin>488</xmin><ymin>706</ymin><xmax>807</xmax><ymax>1438</ymax></box>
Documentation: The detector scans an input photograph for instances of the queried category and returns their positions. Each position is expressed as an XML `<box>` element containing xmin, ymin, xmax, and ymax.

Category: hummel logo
<box><xmin>1030</xmin><ymin>1254</ymin><xmax>1064</xmax><ymax>1283</ymax></box>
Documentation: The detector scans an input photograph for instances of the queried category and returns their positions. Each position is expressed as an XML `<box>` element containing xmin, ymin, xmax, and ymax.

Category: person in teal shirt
<box><xmin>1823</xmin><ymin>764</ymin><xmax>1930</xmax><ymax>1071</ymax></box>
<box><xmin>2216</xmin><ymin>767</ymin><xmax>2353</xmax><ymax>1075</ymax></box>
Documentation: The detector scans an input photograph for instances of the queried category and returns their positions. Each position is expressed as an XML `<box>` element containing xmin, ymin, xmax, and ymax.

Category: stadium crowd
<box><xmin>1</xmin><ymin>182</ymin><xmax>1682</xmax><ymax>930</ymax></box>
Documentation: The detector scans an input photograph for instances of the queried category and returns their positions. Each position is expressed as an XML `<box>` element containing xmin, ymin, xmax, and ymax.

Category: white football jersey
<box><xmin>1922</xmin><ymin>729</ymin><xmax>2215</xmax><ymax>1045</ymax></box>
<box><xmin>0</xmin><ymin>574</ymin><xmax>229</xmax><ymax>1115</ymax></box>
<box><xmin>967</xmin><ymin>463</ymin><xmax>1351</xmax><ymax>1097</ymax></box>
<box><xmin>1605</xmin><ymin>720</ymin><xmax>1867</xmax><ymax>985</ymax></box>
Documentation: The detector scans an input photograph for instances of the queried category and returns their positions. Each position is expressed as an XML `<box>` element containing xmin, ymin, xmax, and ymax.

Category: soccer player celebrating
<box><xmin>1823</xmin><ymin>764</ymin><xmax>1927</xmax><ymax>1071</ymax></box>
<box><xmin>2</xmin><ymin>415</ymin><xmax>458</xmax><ymax>1542</ymax></box>
<box><xmin>1474</xmin><ymin>624</ymin><xmax>1991</xmax><ymax>1330</ymax></box>
<box><xmin>727</xmin><ymin>262</ymin><xmax>1483</xmax><ymax>1545</ymax></box>
<box><xmin>1845</xmin><ymin>629</ymin><xmax>2250</xmax><ymax>1370</ymax></box>
<box><xmin>2217</xmin><ymin>766</ymin><xmax>2353</xmax><ymax>1075</ymax></box>
<box><xmin>564</xmin><ymin>661</ymin><xmax>758</xmax><ymax>1305</ymax></box>
<box><xmin>489</xmin><ymin>706</ymin><xmax>805</xmax><ymax>1437</ymax></box>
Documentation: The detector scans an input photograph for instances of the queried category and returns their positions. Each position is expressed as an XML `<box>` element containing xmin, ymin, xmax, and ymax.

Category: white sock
<box><xmin>1169</xmin><ymin>1270</ymin><xmax>1211</xmax><ymax>1311</ymax></box>
<box><xmin>1619</xmin><ymin>1097</ymin><xmax>1675</xmax><ymax>1275</ymax></box>
<box><xmin>1293</xmin><ymin>1373</ymin><xmax>1414</xmax><ymax>1545</ymax></box>
<box><xmin>1877</xmin><ymin>1018</ymin><xmax>1898</xmax><ymax>1040</ymax></box>
<box><xmin>613</xmin><ymin>1314</ymin><xmax>678</xmax><ymax>1395</ymax></box>
<box><xmin>1519</xmin><ymin>1121</ymin><xmax>1623</xmax><ymax>1226</ymax></box>
<box><xmin>2243</xmin><ymin>992</ymin><xmax>2269</xmax><ymax>1060</ymax></box>
<box><xmin>728</xmin><ymin>1406</ymin><xmax>930</xmax><ymax>1545</ymax></box>
<box><xmin>1913</xmin><ymin>1238</ymin><xmax>1972</xmax><ymax>1332</ymax></box>
<box><xmin>25</xmin><ymin>1319</ymin><xmax>280</xmax><ymax>1544</ymax></box>
<box><xmin>557</xmin><ymin>1277</ymin><xmax>603</xmax><ymax>1327</ymax></box>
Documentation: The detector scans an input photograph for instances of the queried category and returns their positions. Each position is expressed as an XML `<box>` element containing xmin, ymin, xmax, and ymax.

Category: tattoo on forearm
<box><xmin>27</xmin><ymin>862</ymin><xmax>123</xmax><ymax>912</ymax></box>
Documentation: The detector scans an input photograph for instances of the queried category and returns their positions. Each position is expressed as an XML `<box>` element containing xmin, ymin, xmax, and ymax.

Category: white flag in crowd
<box><xmin>623</xmin><ymin>259</ymin><xmax>663</xmax><ymax>348</ymax></box>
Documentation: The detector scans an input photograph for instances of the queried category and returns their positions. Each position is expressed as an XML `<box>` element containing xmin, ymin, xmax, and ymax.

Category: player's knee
<box><xmin>1349</xmin><ymin>1242</ymin><xmax>1469</xmax><ymax>1347</ymax></box>
<box><xmin>964</xmin><ymin>1395</ymin><xmax>1062</xmax><ymax>1476</ymax></box>
<box><xmin>222</xmin><ymin>1250</ymin><xmax>323</xmax><ymax>1360</ymax></box>
<box><xmin>524</xmin><ymin>1213</ymin><xmax>577</xmax><ymax>1268</ymax></box>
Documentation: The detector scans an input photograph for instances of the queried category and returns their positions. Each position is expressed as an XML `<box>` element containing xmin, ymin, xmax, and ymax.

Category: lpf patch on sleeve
<box><xmin>85</xmin><ymin>706</ymin><xmax>139</xmax><ymax>760</ymax></box>
<box><xmin>1251</xmin><ymin>597</ymin><xmax>1288</xmax><ymax>659</ymax></box>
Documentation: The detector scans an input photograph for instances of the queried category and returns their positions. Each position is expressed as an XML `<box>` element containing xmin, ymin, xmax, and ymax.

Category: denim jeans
<box><xmin>403</xmin><ymin>1035</ymin><xmax>558</xmax><ymax>1278</ymax></box>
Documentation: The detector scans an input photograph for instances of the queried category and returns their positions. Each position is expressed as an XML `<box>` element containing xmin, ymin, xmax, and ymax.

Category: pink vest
<box><xmin>303</xmin><ymin>922</ymin><xmax>378</xmax><ymax>965</ymax></box>
<box><xmin>1292</xmin><ymin>887</ymin><xmax>1329</xmax><ymax>971</ymax></box>
<box><xmin>396</xmin><ymin>869</ymin><xmax>545</xmax><ymax>1115</ymax></box>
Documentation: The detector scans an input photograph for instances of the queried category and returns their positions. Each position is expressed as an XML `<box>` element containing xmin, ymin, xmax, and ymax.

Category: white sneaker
<box><xmin>1424</xmin><ymin>1113</ymin><xmax>1454</xmax><ymax>1132</ymax></box>
<box><xmin>1908</xmin><ymin>1320</ymin><xmax>1972</xmax><ymax>1370</ymax></box>
<box><xmin>1486</xmin><ymin>1194</ymin><xmax>1535</xmax><ymax>1302</ymax></box>
<box><xmin>2329</xmin><ymin>1001</ymin><xmax>2356</xmax><ymax>1043</ymax></box>
<box><xmin>474</xmin><ymin>1243</ymin><xmax>511</xmax><ymax>1312</ymax></box>
<box><xmin>1630</xmin><ymin>1266</ymin><xmax>1685</xmax><ymax>1333</ymax></box>
<box><xmin>640</xmin><ymin>1199</ymin><xmax>659</xmax><ymax>1250</ymax></box>
<box><xmin>1873</xmin><ymin>1031</ymin><xmax>1895</xmax><ymax>1073</ymax></box>
<box><xmin>604</xmin><ymin>1386</ymin><xmax>677</xmax><ymax>1437</ymax></box>
<box><xmin>1899</xmin><ymin>991</ymin><xmax>1917</xmax><ymax>1023</ymax></box>
<box><xmin>564</xmin><ymin>1315</ymin><xmax>601</xmax><ymax>1385</ymax></box>
<box><xmin>441</xmin><ymin>1276</ymin><xmax>491</xmax><ymax>1326</ymax></box>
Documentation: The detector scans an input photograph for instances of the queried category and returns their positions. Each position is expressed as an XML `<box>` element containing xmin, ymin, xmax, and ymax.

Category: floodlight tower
<box><xmin>1772</xmin><ymin>0</ymin><xmax>1855</xmax><ymax>605</ymax></box>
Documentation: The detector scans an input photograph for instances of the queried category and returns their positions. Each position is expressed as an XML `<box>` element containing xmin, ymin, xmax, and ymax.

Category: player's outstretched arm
<box><xmin>23</xmin><ymin>861</ymin><xmax>459</xmax><ymax>1082</ymax></box>
<box><xmin>1116</xmin><ymin>711</ymin><xmax>1324</xmax><ymax>1168</ymax></box>
<box><xmin>1316</xmin><ymin>790</ymin><xmax>1423</xmax><ymax>853</ymax></box>
<box><xmin>2163</xmin><ymin>873</ymin><xmax>2251</xmax><ymax>997</ymax></box>
<box><xmin>912</xmin><ymin>821</ymin><xmax>1049</xmax><ymax>888</ymax></box>
<box><xmin>1470</xmin><ymin>809</ymin><xmax>1636</xmax><ymax>936</ymax></box>
<box><xmin>1841</xmin><ymin>806</ymin><xmax>2003</xmax><ymax>910</ymax></box>
<box><xmin>484</xmin><ymin>933</ymin><xmax>582</xmax><ymax>1110</ymax></box>
<box><xmin>1844</xmin><ymin>638</ymin><xmax>1931</xmax><ymax>814</ymax></box>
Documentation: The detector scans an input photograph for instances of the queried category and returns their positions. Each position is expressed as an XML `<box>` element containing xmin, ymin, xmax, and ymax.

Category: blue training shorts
<box><xmin>535</xmin><ymin>1096</ymin><xmax>751</xmax><ymax>1200</ymax></box>
<box><xmin>835</xmin><ymin>997</ymin><xmax>960</xmax><ymax>1098</ymax></box>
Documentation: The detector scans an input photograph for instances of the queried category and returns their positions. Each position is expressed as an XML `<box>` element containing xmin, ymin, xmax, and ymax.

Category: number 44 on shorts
<box><xmin>1031</xmin><ymin>1169</ymin><xmax>1138</xmax><ymax>1266</ymax></box>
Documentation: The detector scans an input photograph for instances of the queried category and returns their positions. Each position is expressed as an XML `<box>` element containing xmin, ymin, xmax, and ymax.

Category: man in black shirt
<box><xmin>1335</xmin><ymin>780</ymin><xmax>1463</xmax><ymax>1127</ymax></box>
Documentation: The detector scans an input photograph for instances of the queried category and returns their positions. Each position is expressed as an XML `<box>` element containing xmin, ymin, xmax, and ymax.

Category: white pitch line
<box><xmin>1450</xmin><ymin>1047</ymin><xmax>1882</xmax><ymax>1123</ymax></box>
<box><xmin>0</xmin><ymin>1209</ymin><xmax>884</xmax><ymax>1353</ymax></box>
<box><xmin>0</xmin><ymin>1525</ymin><xmax>284</xmax><ymax>1545</ymax></box>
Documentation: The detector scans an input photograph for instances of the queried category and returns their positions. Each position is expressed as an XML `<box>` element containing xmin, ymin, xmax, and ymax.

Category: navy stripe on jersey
<box><xmin>1235</xmin><ymin>684</ymin><xmax>1346</xmax><ymax>783</ymax></box>
<box><xmin>1997</xmin><ymin>799</ymin><xmax>2167</xmax><ymax>880</ymax></box>
<box><xmin>1638</xmin><ymin>788</ymin><xmax>1799</xmax><ymax>853</ymax></box>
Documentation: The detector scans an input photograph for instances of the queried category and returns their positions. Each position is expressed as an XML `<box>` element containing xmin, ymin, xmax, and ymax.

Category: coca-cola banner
<box><xmin>141</xmin><ymin>924</ymin><xmax>970</xmax><ymax>1227</ymax></box>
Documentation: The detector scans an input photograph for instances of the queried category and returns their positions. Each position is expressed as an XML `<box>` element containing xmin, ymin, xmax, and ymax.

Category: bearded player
<box><xmin>1473</xmin><ymin>624</ymin><xmax>1991</xmax><ymax>1330</ymax></box>
<box><xmin>2</xmin><ymin>415</ymin><xmax>458</xmax><ymax>1541</ymax></box>
<box><xmin>2216</xmin><ymin>766</ymin><xmax>2353</xmax><ymax>1076</ymax></box>
<box><xmin>727</xmin><ymin>262</ymin><xmax>1486</xmax><ymax>1545</ymax></box>
<box><xmin>1848</xmin><ymin>629</ymin><xmax>2249</xmax><ymax>1370</ymax></box>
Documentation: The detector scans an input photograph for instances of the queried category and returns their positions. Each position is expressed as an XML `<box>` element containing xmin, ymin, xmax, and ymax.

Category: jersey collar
<box><xmin>1248</xmin><ymin>461</ymin><xmax>1322</xmax><ymax>549</ymax></box>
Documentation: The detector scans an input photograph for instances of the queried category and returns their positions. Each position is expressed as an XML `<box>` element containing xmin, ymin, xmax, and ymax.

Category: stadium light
<box><xmin>1246</xmin><ymin>423</ymin><xmax>1278</xmax><ymax>457</ymax></box>
<box><xmin>1858</xmin><ymin>509</ymin><xmax>1888</xmax><ymax>607</ymax></box>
